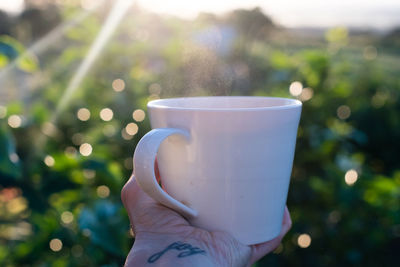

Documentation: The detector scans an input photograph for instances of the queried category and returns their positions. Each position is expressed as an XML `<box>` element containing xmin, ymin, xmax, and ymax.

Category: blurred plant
<box><xmin>0</xmin><ymin>2</ymin><xmax>399</xmax><ymax>266</ymax></box>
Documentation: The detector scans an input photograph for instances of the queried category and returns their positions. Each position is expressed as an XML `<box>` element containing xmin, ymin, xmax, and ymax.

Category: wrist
<box><xmin>126</xmin><ymin>234</ymin><xmax>216</xmax><ymax>267</ymax></box>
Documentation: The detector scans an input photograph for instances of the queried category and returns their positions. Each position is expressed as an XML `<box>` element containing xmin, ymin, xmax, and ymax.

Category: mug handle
<box><xmin>133</xmin><ymin>128</ymin><xmax>198</xmax><ymax>219</ymax></box>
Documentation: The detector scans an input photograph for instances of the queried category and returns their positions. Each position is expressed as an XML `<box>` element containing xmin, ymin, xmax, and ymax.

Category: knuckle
<box><xmin>121</xmin><ymin>175</ymin><xmax>135</xmax><ymax>204</ymax></box>
<box><xmin>121</xmin><ymin>183</ymin><xmax>129</xmax><ymax>203</ymax></box>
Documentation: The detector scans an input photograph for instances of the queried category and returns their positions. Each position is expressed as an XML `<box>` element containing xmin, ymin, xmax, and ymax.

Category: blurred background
<box><xmin>0</xmin><ymin>0</ymin><xmax>399</xmax><ymax>266</ymax></box>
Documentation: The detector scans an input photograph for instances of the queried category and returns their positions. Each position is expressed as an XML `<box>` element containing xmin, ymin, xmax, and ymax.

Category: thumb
<box><xmin>249</xmin><ymin>206</ymin><xmax>292</xmax><ymax>263</ymax></box>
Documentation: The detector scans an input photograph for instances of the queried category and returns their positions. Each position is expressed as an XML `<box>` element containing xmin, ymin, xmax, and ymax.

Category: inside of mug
<box><xmin>149</xmin><ymin>96</ymin><xmax>301</xmax><ymax>110</ymax></box>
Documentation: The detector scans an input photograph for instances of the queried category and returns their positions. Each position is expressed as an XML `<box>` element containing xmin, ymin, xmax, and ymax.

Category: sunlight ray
<box><xmin>34</xmin><ymin>0</ymin><xmax>134</xmax><ymax>150</ymax></box>
<box><xmin>52</xmin><ymin>0</ymin><xmax>134</xmax><ymax>120</ymax></box>
<box><xmin>0</xmin><ymin>1</ymin><xmax>105</xmax><ymax>82</ymax></box>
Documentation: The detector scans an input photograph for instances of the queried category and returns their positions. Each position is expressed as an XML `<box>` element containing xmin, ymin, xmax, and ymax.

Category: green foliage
<box><xmin>0</xmin><ymin>3</ymin><xmax>399</xmax><ymax>267</ymax></box>
<box><xmin>0</xmin><ymin>126</ymin><xmax>21</xmax><ymax>180</ymax></box>
<box><xmin>0</xmin><ymin>35</ymin><xmax>39</xmax><ymax>72</ymax></box>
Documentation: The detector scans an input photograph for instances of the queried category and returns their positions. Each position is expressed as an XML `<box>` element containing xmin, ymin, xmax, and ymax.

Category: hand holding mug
<box><xmin>121</xmin><ymin>174</ymin><xmax>292</xmax><ymax>266</ymax></box>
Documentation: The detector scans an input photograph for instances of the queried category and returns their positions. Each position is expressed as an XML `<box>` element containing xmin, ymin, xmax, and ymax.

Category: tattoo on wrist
<box><xmin>147</xmin><ymin>241</ymin><xmax>206</xmax><ymax>263</ymax></box>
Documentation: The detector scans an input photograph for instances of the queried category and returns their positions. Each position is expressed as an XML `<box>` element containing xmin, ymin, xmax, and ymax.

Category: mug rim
<box><xmin>148</xmin><ymin>96</ymin><xmax>302</xmax><ymax>111</ymax></box>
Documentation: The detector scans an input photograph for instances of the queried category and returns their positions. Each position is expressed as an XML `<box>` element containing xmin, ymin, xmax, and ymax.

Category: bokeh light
<box><xmin>71</xmin><ymin>245</ymin><xmax>83</xmax><ymax>257</ymax></box>
<box><xmin>328</xmin><ymin>210</ymin><xmax>341</xmax><ymax>224</ymax></box>
<box><xmin>83</xmin><ymin>169</ymin><xmax>96</xmax><ymax>179</ymax></box>
<box><xmin>124</xmin><ymin>157</ymin><xmax>133</xmax><ymax>170</ymax></box>
<box><xmin>121</xmin><ymin>128</ymin><xmax>133</xmax><ymax>140</ymax></box>
<box><xmin>49</xmin><ymin>238</ymin><xmax>63</xmax><ymax>252</ymax></box>
<box><xmin>371</xmin><ymin>91</ymin><xmax>388</xmax><ymax>108</ymax></box>
<box><xmin>299</xmin><ymin>87</ymin><xmax>314</xmax><ymax>101</ymax></box>
<box><xmin>345</xmin><ymin>169</ymin><xmax>358</xmax><ymax>185</ymax></box>
<box><xmin>97</xmin><ymin>185</ymin><xmax>110</xmax><ymax>198</ymax></box>
<box><xmin>234</xmin><ymin>62</ymin><xmax>249</xmax><ymax>78</ymax></box>
<box><xmin>9</xmin><ymin>153</ymin><xmax>19</xmax><ymax>163</ymax></box>
<box><xmin>8</xmin><ymin>115</ymin><xmax>22</xmax><ymax>128</ymax></box>
<box><xmin>64</xmin><ymin>146</ymin><xmax>77</xmax><ymax>157</ymax></box>
<box><xmin>337</xmin><ymin>105</ymin><xmax>351</xmax><ymax>120</ymax></box>
<box><xmin>148</xmin><ymin>83</ymin><xmax>162</xmax><ymax>95</ymax></box>
<box><xmin>289</xmin><ymin>81</ymin><xmax>303</xmax><ymax>96</ymax></box>
<box><xmin>297</xmin><ymin>233</ymin><xmax>312</xmax><ymax>248</ymax></box>
<box><xmin>132</xmin><ymin>109</ymin><xmax>145</xmax><ymax>122</ymax></box>
<box><xmin>112</xmin><ymin>78</ymin><xmax>125</xmax><ymax>92</ymax></box>
<box><xmin>77</xmin><ymin>108</ymin><xmax>91</xmax><ymax>121</ymax></box>
<box><xmin>100</xmin><ymin>108</ymin><xmax>114</xmax><ymax>121</ymax></box>
<box><xmin>103</xmin><ymin>124</ymin><xmax>116</xmax><ymax>137</ymax></box>
<box><xmin>6</xmin><ymin>195</ymin><xmax>27</xmax><ymax>214</ymax></box>
<box><xmin>72</xmin><ymin>133</ymin><xmax>84</xmax><ymax>145</ymax></box>
<box><xmin>41</xmin><ymin>122</ymin><xmax>58</xmax><ymax>137</ymax></box>
<box><xmin>125</xmin><ymin>122</ymin><xmax>138</xmax><ymax>135</ymax></box>
<box><xmin>61</xmin><ymin>211</ymin><xmax>74</xmax><ymax>224</ymax></box>
<box><xmin>79</xmin><ymin>143</ymin><xmax>93</xmax><ymax>156</ymax></box>
<box><xmin>44</xmin><ymin>155</ymin><xmax>55</xmax><ymax>167</ymax></box>
<box><xmin>82</xmin><ymin>229</ymin><xmax>91</xmax><ymax>237</ymax></box>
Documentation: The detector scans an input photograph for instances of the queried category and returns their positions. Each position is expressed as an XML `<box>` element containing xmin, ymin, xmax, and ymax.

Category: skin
<box><xmin>121</xmin><ymin>175</ymin><xmax>292</xmax><ymax>267</ymax></box>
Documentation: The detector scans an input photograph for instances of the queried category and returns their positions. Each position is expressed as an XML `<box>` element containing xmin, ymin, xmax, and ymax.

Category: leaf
<box><xmin>0</xmin><ymin>35</ymin><xmax>39</xmax><ymax>72</ymax></box>
<box><xmin>0</xmin><ymin>53</ymin><xmax>8</xmax><ymax>68</ymax></box>
<box><xmin>0</xmin><ymin>125</ymin><xmax>21</xmax><ymax>181</ymax></box>
<box><xmin>17</xmin><ymin>52</ymin><xmax>39</xmax><ymax>72</ymax></box>
<box><xmin>78</xmin><ymin>201</ymin><xmax>127</xmax><ymax>256</ymax></box>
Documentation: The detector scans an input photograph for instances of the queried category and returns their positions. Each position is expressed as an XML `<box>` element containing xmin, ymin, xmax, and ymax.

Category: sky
<box><xmin>1</xmin><ymin>0</ymin><xmax>400</xmax><ymax>29</ymax></box>
<box><xmin>136</xmin><ymin>0</ymin><xmax>400</xmax><ymax>29</ymax></box>
<box><xmin>0</xmin><ymin>0</ymin><xmax>23</xmax><ymax>13</ymax></box>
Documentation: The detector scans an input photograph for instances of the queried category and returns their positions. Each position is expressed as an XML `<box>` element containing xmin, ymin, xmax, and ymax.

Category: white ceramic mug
<box><xmin>133</xmin><ymin>96</ymin><xmax>302</xmax><ymax>245</ymax></box>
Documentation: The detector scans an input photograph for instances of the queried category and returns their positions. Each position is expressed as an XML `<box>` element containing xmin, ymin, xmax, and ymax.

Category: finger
<box><xmin>121</xmin><ymin>175</ymin><xmax>188</xmax><ymax>235</ymax></box>
<box><xmin>154</xmin><ymin>158</ymin><xmax>161</xmax><ymax>183</ymax></box>
<box><xmin>121</xmin><ymin>175</ymin><xmax>156</xmax><ymax>216</ymax></box>
<box><xmin>154</xmin><ymin>159</ymin><xmax>168</xmax><ymax>191</ymax></box>
<box><xmin>121</xmin><ymin>175</ymin><xmax>162</xmax><ymax>230</ymax></box>
<box><xmin>249</xmin><ymin>206</ymin><xmax>292</xmax><ymax>263</ymax></box>
<box><xmin>121</xmin><ymin>159</ymin><xmax>162</xmax><ymax>213</ymax></box>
